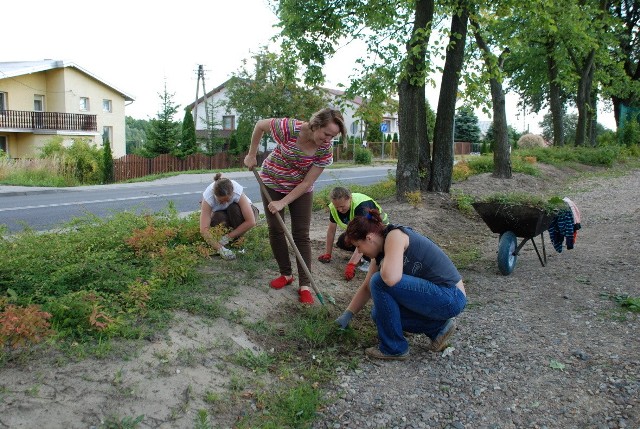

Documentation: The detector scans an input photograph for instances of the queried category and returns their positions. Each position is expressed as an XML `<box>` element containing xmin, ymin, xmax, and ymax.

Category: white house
<box><xmin>185</xmin><ymin>81</ymin><xmax>399</xmax><ymax>151</ymax></box>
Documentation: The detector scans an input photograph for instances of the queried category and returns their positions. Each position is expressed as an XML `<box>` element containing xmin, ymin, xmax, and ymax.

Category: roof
<box><xmin>0</xmin><ymin>59</ymin><xmax>135</xmax><ymax>102</ymax></box>
<box><xmin>185</xmin><ymin>80</ymin><xmax>365</xmax><ymax>110</ymax></box>
<box><xmin>185</xmin><ymin>78</ymin><xmax>232</xmax><ymax>110</ymax></box>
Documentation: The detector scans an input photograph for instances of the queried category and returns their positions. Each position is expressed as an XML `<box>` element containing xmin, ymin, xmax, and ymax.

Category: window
<box><xmin>103</xmin><ymin>99</ymin><xmax>112</xmax><ymax>112</ymax></box>
<box><xmin>222</xmin><ymin>115</ymin><xmax>235</xmax><ymax>130</ymax></box>
<box><xmin>0</xmin><ymin>92</ymin><xmax>6</xmax><ymax>111</ymax></box>
<box><xmin>34</xmin><ymin>95</ymin><xmax>44</xmax><ymax>112</ymax></box>
<box><xmin>102</xmin><ymin>126</ymin><xmax>113</xmax><ymax>144</ymax></box>
<box><xmin>0</xmin><ymin>136</ymin><xmax>7</xmax><ymax>154</ymax></box>
<box><xmin>79</xmin><ymin>97</ymin><xmax>90</xmax><ymax>111</ymax></box>
<box><xmin>350</xmin><ymin>120</ymin><xmax>360</xmax><ymax>135</ymax></box>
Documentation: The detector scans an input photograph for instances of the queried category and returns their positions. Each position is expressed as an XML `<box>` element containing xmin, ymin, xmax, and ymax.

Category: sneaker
<box><xmin>358</xmin><ymin>260</ymin><xmax>370</xmax><ymax>272</ymax></box>
<box><xmin>428</xmin><ymin>318</ymin><xmax>456</xmax><ymax>352</ymax></box>
<box><xmin>365</xmin><ymin>346</ymin><xmax>409</xmax><ymax>361</ymax></box>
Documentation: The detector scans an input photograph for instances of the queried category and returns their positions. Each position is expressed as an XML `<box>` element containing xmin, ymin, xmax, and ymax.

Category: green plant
<box><xmin>404</xmin><ymin>190</ymin><xmax>423</xmax><ymax>208</ymax></box>
<box><xmin>354</xmin><ymin>147</ymin><xmax>372</xmax><ymax>164</ymax></box>
<box><xmin>477</xmin><ymin>192</ymin><xmax>564</xmax><ymax>214</ymax></box>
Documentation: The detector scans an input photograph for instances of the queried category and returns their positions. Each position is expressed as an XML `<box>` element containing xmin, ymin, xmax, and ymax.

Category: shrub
<box><xmin>354</xmin><ymin>147</ymin><xmax>372</xmax><ymax>164</ymax></box>
<box><xmin>517</xmin><ymin>134</ymin><xmax>546</xmax><ymax>149</ymax></box>
<box><xmin>452</xmin><ymin>160</ymin><xmax>473</xmax><ymax>181</ymax></box>
<box><xmin>0</xmin><ymin>303</ymin><xmax>53</xmax><ymax>348</ymax></box>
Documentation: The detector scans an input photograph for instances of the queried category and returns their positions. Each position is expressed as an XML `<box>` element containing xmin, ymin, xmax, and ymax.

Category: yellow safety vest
<box><xmin>329</xmin><ymin>193</ymin><xmax>388</xmax><ymax>229</ymax></box>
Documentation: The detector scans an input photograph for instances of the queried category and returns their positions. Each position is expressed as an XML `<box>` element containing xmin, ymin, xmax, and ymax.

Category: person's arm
<box><xmin>335</xmin><ymin>259</ymin><xmax>378</xmax><ymax>328</ymax></box>
<box><xmin>199</xmin><ymin>200</ymin><xmax>222</xmax><ymax>251</ymax></box>
<box><xmin>266</xmin><ymin>165</ymin><xmax>325</xmax><ymax>213</ymax></box>
<box><xmin>226</xmin><ymin>194</ymin><xmax>257</xmax><ymax>240</ymax></box>
<box><xmin>324</xmin><ymin>222</ymin><xmax>338</xmax><ymax>255</ymax></box>
<box><xmin>345</xmin><ymin>258</ymin><xmax>378</xmax><ymax>314</ymax></box>
<box><xmin>244</xmin><ymin>119</ymin><xmax>272</xmax><ymax>169</ymax></box>
<box><xmin>379</xmin><ymin>229</ymin><xmax>409</xmax><ymax>286</ymax></box>
<box><xmin>348</xmin><ymin>248</ymin><xmax>364</xmax><ymax>265</ymax></box>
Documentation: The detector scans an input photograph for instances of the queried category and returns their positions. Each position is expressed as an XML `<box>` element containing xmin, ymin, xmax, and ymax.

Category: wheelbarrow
<box><xmin>472</xmin><ymin>202</ymin><xmax>558</xmax><ymax>275</ymax></box>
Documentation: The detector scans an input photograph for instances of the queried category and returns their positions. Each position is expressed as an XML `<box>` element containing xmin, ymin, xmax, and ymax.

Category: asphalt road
<box><xmin>0</xmin><ymin>166</ymin><xmax>395</xmax><ymax>233</ymax></box>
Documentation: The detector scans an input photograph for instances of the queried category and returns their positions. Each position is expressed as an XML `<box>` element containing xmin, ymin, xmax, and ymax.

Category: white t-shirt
<box><xmin>202</xmin><ymin>180</ymin><xmax>252</xmax><ymax>211</ymax></box>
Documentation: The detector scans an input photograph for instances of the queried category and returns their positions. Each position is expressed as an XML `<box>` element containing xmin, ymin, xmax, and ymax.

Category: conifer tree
<box><xmin>102</xmin><ymin>135</ymin><xmax>114</xmax><ymax>184</ymax></box>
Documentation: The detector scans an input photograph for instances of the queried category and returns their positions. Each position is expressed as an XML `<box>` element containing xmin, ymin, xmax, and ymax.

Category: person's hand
<box><xmin>218</xmin><ymin>246</ymin><xmax>236</xmax><ymax>260</ymax></box>
<box><xmin>344</xmin><ymin>263</ymin><xmax>357</xmax><ymax>280</ymax></box>
<box><xmin>335</xmin><ymin>310</ymin><xmax>354</xmax><ymax>329</ymax></box>
<box><xmin>244</xmin><ymin>154</ymin><xmax>257</xmax><ymax>169</ymax></box>
<box><xmin>268</xmin><ymin>200</ymin><xmax>286</xmax><ymax>214</ymax></box>
<box><xmin>218</xmin><ymin>234</ymin><xmax>230</xmax><ymax>246</ymax></box>
<box><xmin>318</xmin><ymin>253</ymin><xmax>332</xmax><ymax>263</ymax></box>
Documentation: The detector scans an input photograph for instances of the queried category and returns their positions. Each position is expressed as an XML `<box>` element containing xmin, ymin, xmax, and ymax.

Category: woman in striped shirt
<box><xmin>244</xmin><ymin>108</ymin><xmax>347</xmax><ymax>304</ymax></box>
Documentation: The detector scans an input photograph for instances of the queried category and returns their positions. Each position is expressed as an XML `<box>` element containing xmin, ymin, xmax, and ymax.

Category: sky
<box><xmin>3</xmin><ymin>0</ymin><xmax>616</xmax><ymax>134</ymax></box>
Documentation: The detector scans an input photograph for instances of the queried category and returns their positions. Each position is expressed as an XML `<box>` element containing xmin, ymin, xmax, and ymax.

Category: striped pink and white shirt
<box><xmin>259</xmin><ymin>118</ymin><xmax>333</xmax><ymax>194</ymax></box>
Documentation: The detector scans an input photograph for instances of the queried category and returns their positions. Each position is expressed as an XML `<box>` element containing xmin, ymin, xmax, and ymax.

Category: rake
<box><xmin>252</xmin><ymin>168</ymin><xmax>336</xmax><ymax>306</ymax></box>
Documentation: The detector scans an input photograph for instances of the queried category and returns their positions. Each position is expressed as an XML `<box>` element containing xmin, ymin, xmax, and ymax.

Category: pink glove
<box><xmin>318</xmin><ymin>253</ymin><xmax>332</xmax><ymax>263</ymax></box>
<box><xmin>344</xmin><ymin>263</ymin><xmax>357</xmax><ymax>280</ymax></box>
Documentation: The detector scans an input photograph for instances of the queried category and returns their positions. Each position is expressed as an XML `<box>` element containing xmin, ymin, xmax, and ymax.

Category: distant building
<box><xmin>0</xmin><ymin>60</ymin><xmax>134</xmax><ymax>158</ymax></box>
<box><xmin>185</xmin><ymin>81</ymin><xmax>399</xmax><ymax>151</ymax></box>
<box><xmin>477</xmin><ymin>120</ymin><xmax>492</xmax><ymax>138</ymax></box>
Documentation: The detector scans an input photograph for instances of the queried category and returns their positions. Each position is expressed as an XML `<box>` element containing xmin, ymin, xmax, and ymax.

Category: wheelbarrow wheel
<box><xmin>497</xmin><ymin>231</ymin><xmax>518</xmax><ymax>275</ymax></box>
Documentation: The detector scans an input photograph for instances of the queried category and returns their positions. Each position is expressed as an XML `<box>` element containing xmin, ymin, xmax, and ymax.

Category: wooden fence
<box><xmin>112</xmin><ymin>143</ymin><xmax>402</xmax><ymax>182</ymax></box>
<box><xmin>113</xmin><ymin>152</ymin><xmax>269</xmax><ymax>182</ymax></box>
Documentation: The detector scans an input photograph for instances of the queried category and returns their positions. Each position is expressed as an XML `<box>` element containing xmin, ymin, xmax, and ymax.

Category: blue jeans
<box><xmin>369</xmin><ymin>272</ymin><xmax>467</xmax><ymax>355</ymax></box>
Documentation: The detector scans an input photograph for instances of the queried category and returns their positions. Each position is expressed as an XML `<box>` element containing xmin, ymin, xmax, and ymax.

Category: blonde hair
<box><xmin>308</xmin><ymin>108</ymin><xmax>347</xmax><ymax>145</ymax></box>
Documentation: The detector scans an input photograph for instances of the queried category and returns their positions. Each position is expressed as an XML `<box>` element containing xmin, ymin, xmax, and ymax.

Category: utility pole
<box><xmin>194</xmin><ymin>65</ymin><xmax>209</xmax><ymax>129</ymax></box>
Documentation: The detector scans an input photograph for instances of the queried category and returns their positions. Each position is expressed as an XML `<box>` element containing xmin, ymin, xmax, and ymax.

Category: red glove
<box><xmin>344</xmin><ymin>263</ymin><xmax>357</xmax><ymax>280</ymax></box>
<box><xmin>318</xmin><ymin>253</ymin><xmax>332</xmax><ymax>263</ymax></box>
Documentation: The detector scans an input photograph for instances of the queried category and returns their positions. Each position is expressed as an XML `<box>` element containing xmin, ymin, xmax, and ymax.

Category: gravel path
<box><xmin>313</xmin><ymin>169</ymin><xmax>640</xmax><ymax>429</ymax></box>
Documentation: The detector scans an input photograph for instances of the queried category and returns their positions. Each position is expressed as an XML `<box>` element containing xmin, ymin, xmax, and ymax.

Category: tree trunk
<box><xmin>472</xmin><ymin>23</ymin><xmax>511</xmax><ymax>179</ymax></box>
<box><xmin>430</xmin><ymin>2</ymin><xmax>469</xmax><ymax>192</ymax></box>
<box><xmin>489</xmin><ymin>78</ymin><xmax>512</xmax><ymax>178</ymax></box>
<box><xmin>397</xmin><ymin>83</ymin><xmax>421</xmax><ymax>200</ymax></box>
<box><xmin>574</xmin><ymin>51</ymin><xmax>595</xmax><ymax>147</ymax></box>
<box><xmin>396</xmin><ymin>0</ymin><xmax>434</xmax><ymax>201</ymax></box>
<box><xmin>588</xmin><ymin>71</ymin><xmax>598</xmax><ymax>147</ymax></box>
<box><xmin>546</xmin><ymin>39</ymin><xmax>565</xmax><ymax>146</ymax></box>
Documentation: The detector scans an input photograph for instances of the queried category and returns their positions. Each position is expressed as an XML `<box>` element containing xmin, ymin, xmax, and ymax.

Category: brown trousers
<box><xmin>261</xmin><ymin>187</ymin><xmax>313</xmax><ymax>286</ymax></box>
<box><xmin>211</xmin><ymin>202</ymin><xmax>259</xmax><ymax>231</ymax></box>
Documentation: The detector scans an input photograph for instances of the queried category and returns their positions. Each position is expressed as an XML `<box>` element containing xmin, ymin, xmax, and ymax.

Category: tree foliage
<box><xmin>225</xmin><ymin>48</ymin><xmax>328</xmax><ymax>125</ymax></box>
<box><xmin>125</xmin><ymin>116</ymin><xmax>149</xmax><ymax>155</ymax></box>
<box><xmin>102</xmin><ymin>134</ymin><xmax>114</xmax><ymax>184</ymax></box>
<box><xmin>143</xmin><ymin>83</ymin><xmax>181</xmax><ymax>156</ymax></box>
<box><xmin>179</xmin><ymin>108</ymin><xmax>198</xmax><ymax>157</ymax></box>
<box><xmin>454</xmin><ymin>106</ymin><xmax>481</xmax><ymax>144</ymax></box>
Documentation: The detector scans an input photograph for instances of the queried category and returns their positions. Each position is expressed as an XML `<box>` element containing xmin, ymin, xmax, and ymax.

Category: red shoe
<box><xmin>298</xmin><ymin>289</ymin><xmax>314</xmax><ymax>304</ymax></box>
<box><xmin>270</xmin><ymin>275</ymin><xmax>294</xmax><ymax>289</ymax></box>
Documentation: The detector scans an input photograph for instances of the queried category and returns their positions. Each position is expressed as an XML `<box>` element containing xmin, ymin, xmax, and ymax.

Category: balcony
<box><xmin>0</xmin><ymin>110</ymin><xmax>97</xmax><ymax>132</ymax></box>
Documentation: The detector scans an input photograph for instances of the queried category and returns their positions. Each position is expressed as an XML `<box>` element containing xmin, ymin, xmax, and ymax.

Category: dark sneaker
<box><xmin>365</xmin><ymin>346</ymin><xmax>409</xmax><ymax>361</ymax></box>
<box><xmin>428</xmin><ymin>318</ymin><xmax>456</xmax><ymax>352</ymax></box>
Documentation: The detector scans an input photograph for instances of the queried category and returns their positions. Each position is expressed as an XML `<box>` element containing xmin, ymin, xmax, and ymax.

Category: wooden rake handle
<box><xmin>251</xmin><ymin>169</ymin><xmax>326</xmax><ymax>305</ymax></box>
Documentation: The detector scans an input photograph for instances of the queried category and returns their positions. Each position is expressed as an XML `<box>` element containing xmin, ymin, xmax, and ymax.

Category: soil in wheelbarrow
<box><xmin>1</xmin><ymin>163</ymin><xmax>638</xmax><ymax>429</ymax></box>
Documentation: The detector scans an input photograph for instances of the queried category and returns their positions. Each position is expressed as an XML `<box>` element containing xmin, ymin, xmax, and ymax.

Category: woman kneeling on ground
<box><xmin>318</xmin><ymin>186</ymin><xmax>389</xmax><ymax>280</ymax></box>
<box><xmin>199</xmin><ymin>173</ymin><xmax>259</xmax><ymax>260</ymax></box>
<box><xmin>334</xmin><ymin>209</ymin><xmax>467</xmax><ymax>360</ymax></box>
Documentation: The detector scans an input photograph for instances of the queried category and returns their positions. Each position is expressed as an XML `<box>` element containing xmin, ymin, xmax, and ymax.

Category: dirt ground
<box><xmin>0</xmin><ymin>163</ymin><xmax>638</xmax><ymax>428</ymax></box>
